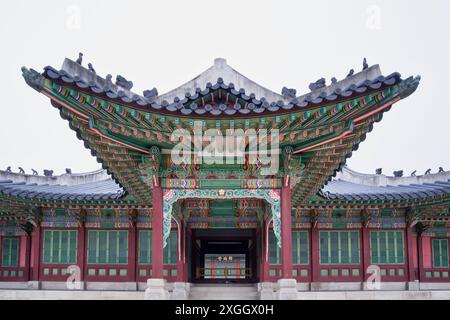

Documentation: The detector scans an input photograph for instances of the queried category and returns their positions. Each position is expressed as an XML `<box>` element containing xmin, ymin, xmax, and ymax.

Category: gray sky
<box><xmin>0</xmin><ymin>0</ymin><xmax>449</xmax><ymax>177</ymax></box>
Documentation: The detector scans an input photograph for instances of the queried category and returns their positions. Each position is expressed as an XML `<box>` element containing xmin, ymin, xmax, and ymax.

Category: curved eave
<box><xmin>40</xmin><ymin>58</ymin><xmax>405</xmax><ymax>118</ymax></box>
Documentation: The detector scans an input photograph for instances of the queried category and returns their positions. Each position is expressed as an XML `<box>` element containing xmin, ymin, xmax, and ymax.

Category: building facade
<box><xmin>0</xmin><ymin>57</ymin><xmax>449</xmax><ymax>298</ymax></box>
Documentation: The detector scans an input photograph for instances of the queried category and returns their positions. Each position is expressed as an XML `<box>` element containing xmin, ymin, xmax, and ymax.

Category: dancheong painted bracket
<box><xmin>162</xmin><ymin>189</ymin><xmax>281</xmax><ymax>248</ymax></box>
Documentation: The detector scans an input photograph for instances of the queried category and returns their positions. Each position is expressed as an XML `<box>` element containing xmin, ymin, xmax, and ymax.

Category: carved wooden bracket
<box><xmin>310</xmin><ymin>209</ymin><xmax>320</xmax><ymax>229</ymax></box>
<box><xmin>75</xmin><ymin>208</ymin><xmax>87</xmax><ymax>227</ymax></box>
<box><xmin>415</xmin><ymin>221</ymin><xmax>430</xmax><ymax>236</ymax></box>
<box><xmin>361</xmin><ymin>208</ymin><xmax>374</xmax><ymax>228</ymax></box>
<box><xmin>139</xmin><ymin>145</ymin><xmax>162</xmax><ymax>187</ymax></box>
<box><xmin>406</xmin><ymin>207</ymin><xmax>420</xmax><ymax>228</ymax></box>
<box><xmin>128</xmin><ymin>208</ymin><xmax>138</xmax><ymax>227</ymax></box>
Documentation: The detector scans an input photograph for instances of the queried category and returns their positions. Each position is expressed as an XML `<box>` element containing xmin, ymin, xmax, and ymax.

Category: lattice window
<box><xmin>370</xmin><ymin>230</ymin><xmax>405</xmax><ymax>265</ymax></box>
<box><xmin>138</xmin><ymin>230</ymin><xmax>178</xmax><ymax>265</ymax></box>
<box><xmin>319</xmin><ymin>231</ymin><xmax>360</xmax><ymax>265</ymax></box>
<box><xmin>43</xmin><ymin>230</ymin><xmax>77</xmax><ymax>264</ymax></box>
<box><xmin>269</xmin><ymin>232</ymin><xmax>281</xmax><ymax>265</ymax></box>
<box><xmin>138</xmin><ymin>230</ymin><xmax>152</xmax><ymax>265</ymax></box>
<box><xmin>87</xmin><ymin>230</ymin><xmax>128</xmax><ymax>265</ymax></box>
<box><xmin>292</xmin><ymin>231</ymin><xmax>309</xmax><ymax>265</ymax></box>
<box><xmin>1</xmin><ymin>238</ymin><xmax>19</xmax><ymax>267</ymax></box>
<box><xmin>432</xmin><ymin>239</ymin><xmax>449</xmax><ymax>268</ymax></box>
<box><xmin>164</xmin><ymin>230</ymin><xmax>178</xmax><ymax>265</ymax></box>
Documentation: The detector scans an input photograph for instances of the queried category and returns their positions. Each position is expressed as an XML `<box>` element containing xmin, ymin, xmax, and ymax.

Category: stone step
<box><xmin>188</xmin><ymin>284</ymin><xmax>259</xmax><ymax>300</ymax></box>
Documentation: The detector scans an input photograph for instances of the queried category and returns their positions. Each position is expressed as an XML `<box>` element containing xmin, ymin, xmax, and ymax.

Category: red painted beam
<box><xmin>42</xmin><ymin>91</ymin><xmax>89</xmax><ymax>122</ymax></box>
<box><xmin>89</xmin><ymin>128</ymin><xmax>150</xmax><ymax>154</ymax></box>
<box><xmin>353</xmin><ymin>96</ymin><xmax>401</xmax><ymax>123</ymax></box>
<box><xmin>293</xmin><ymin>129</ymin><xmax>353</xmax><ymax>154</ymax></box>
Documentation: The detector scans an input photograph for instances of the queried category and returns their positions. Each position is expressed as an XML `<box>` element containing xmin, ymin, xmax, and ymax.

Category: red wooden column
<box><xmin>176</xmin><ymin>221</ymin><xmax>185</xmax><ymax>282</ymax></box>
<box><xmin>281</xmin><ymin>181</ymin><xmax>293</xmax><ymax>278</ymax></box>
<box><xmin>128</xmin><ymin>222</ymin><xmax>137</xmax><ymax>282</ymax></box>
<box><xmin>183</xmin><ymin>227</ymin><xmax>191</xmax><ymax>281</ymax></box>
<box><xmin>77</xmin><ymin>224</ymin><xmax>86</xmax><ymax>282</ymax></box>
<box><xmin>25</xmin><ymin>233</ymin><xmax>32</xmax><ymax>281</ymax></box>
<box><xmin>361</xmin><ymin>226</ymin><xmax>371</xmax><ymax>281</ymax></box>
<box><xmin>30</xmin><ymin>224</ymin><xmax>41</xmax><ymax>281</ymax></box>
<box><xmin>311</xmin><ymin>227</ymin><xmax>320</xmax><ymax>283</ymax></box>
<box><xmin>151</xmin><ymin>185</ymin><xmax>164</xmax><ymax>279</ymax></box>
<box><xmin>135</xmin><ymin>224</ymin><xmax>139</xmax><ymax>284</ymax></box>
<box><xmin>417</xmin><ymin>233</ymin><xmax>424</xmax><ymax>282</ymax></box>
<box><xmin>260</xmin><ymin>219</ymin><xmax>270</xmax><ymax>282</ymax></box>
<box><xmin>406</xmin><ymin>226</ymin><xmax>417</xmax><ymax>282</ymax></box>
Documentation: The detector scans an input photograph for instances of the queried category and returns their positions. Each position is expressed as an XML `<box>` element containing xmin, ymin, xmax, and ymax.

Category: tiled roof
<box><xmin>320</xmin><ymin>167</ymin><xmax>450</xmax><ymax>201</ymax></box>
<box><xmin>1</xmin><ymin>166</ymin><xmax>449</xmax><ymax>203</ymax></box>
<box><xmin>41</xmin><ymin>58</ymin><xmax>404</xmax><ymax>117</ymax></box>
<box><xmin>0</xmin><ymin>170</ymin><xmax>124</xmax><ymax>201</ymax></box>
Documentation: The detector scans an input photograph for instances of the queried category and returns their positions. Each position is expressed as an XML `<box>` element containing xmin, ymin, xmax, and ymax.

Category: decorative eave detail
<box><xmin>399</xmin><ymin>75</ymin><xmax>421</xmax><ymax>99</ymax></box>
<box><xmin>21</xmin><ymin>67</ymin><xmax>45</xmax><ymax>92</ymax></box>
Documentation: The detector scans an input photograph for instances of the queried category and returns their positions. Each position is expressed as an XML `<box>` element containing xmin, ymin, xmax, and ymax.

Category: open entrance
<box><xmin>190</xmin><ymin>228</ymin><xmax>258</xmax><ymax>283</ymax></box>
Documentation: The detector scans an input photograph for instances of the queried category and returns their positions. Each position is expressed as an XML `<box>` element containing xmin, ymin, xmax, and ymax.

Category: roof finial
<box><xmin>438</xmin><ymin>167</ymin><xmax>444</xmax><ymax>173</ymax></box>
<box><xmin>88</xmin><ymin>63</ymin><xmax>96</xmax><ymax>74</ymax></box>
<box><xmin>393</xmin><ymin>170</ymin><xmax>403</xmax><ymax>178</ymax></box>
<box><xmin>76</xmin><ymin>52</ymin><xmax>83</xmax><ymax>65</ymax></box>
<box><xmin>411</xmin><ymin>170</ymin><xmax>417</xmax><ymax>177</ymax></box>
<box><xmin>44</xmin><ymin>170</ymin><xmax>54</xmax><ymax>177</ymax></box>
<box><xmin>214</xmin><ymin>58</ymin><xmax>227</xmax><ymax>68</ymax></box>
<box><xmin>424</xmin><ymin>168</ymin><xmax>431</xmax><ymax>175</ymax></box>
<box><xmin>116</xmin><ymin>75</ymin><xmax>133</xmax><ymax>91</ymax></box>
<box><xmin>282</xmin><ymin>87</ymin><xmax>297</xmax><ymax>98</ymax></box>
<box><xmin>104</xmin><ymin>74</ymin><xmax>113</xmax><ymax>92</ymax></box>
<box><xmin>143</xmin><ymin>88</ymin><xmax>158</xmax><ymax>102</ymax></box>
<box><xmin>346</xmin><ymin>69</ymin><xmax>355</xmax><ymax>78</ymax></box>
<box><xmin>309</xmin><ymin>78</ymin><xmax>326</xmax><ymax>92</ymax></box>
<box><xmin>363</xmin><ymin>58</ymin><xmax>369</xmax><ymax>70</ymax></box>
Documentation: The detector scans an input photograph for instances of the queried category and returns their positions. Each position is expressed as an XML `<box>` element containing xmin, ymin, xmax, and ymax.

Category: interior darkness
<box><xmin>190</xmin><ymin>229</ymin><xmax>258</xmax><ymax>283</ymax></box>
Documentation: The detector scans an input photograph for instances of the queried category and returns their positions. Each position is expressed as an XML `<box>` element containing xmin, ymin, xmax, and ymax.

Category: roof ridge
<box><xmin>34</xmin><ymin>57</ymin><xmax>404</xmax><ymax>117</ymax></box>
<box><xmin>0</xmin><ymin>169</ymin><xmax>112</xmax><ymax>186</ymax></box>
<box><xmin>336</xmin><ymin>166</ymin><xmax>450</xmax><ymax>187</ymax></box>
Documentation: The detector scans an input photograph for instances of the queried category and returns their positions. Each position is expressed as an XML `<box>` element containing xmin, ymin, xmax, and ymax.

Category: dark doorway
<box><xmin>190</xmin><ymin>229</ymin><xmax>258</xmax><ymax>283</ymax></box>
